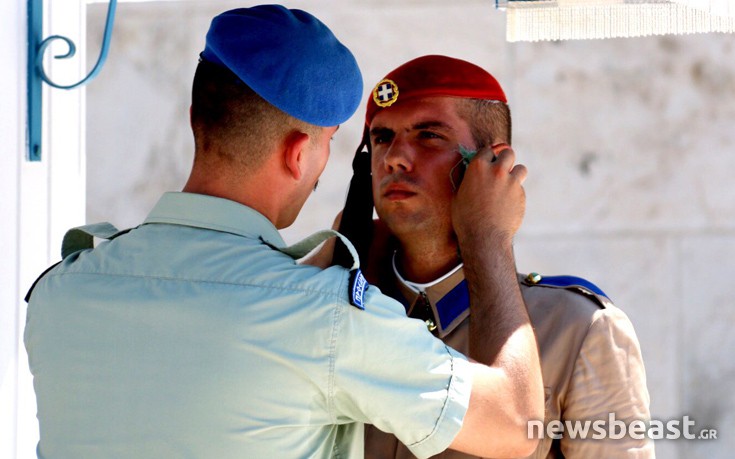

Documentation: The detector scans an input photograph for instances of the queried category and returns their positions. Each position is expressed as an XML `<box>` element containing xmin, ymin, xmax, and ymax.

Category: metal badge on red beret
<box><xmin>366</xmin><ymin>55</ymin><xmax>507</xmax><ymax>125</ymax></box>
<box><xmin>372</xmin><ymin>78</ymin><xmax>399</xmax><ymax>108</ymax></box>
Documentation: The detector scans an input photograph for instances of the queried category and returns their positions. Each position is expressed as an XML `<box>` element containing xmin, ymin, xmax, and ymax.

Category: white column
<box><xmin>0</xmin><ymin>0</ymin><xmax>25</xmax><ymax>456</ymax></box>
<box><xmin>1</xmin><ymin>0</ymin><xmax>87</xmax><ymax>457</ymax></box>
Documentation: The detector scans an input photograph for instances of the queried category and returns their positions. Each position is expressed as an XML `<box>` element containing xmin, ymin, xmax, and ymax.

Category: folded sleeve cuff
<box><xmin>406</xmin><ymin>347</ymin><xmax>474</xmax><ymax>459</ymax></box>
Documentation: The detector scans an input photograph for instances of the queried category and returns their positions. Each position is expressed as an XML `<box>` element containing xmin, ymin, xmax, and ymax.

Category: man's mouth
<box><xmin>383</xmin><ymin>184</ymin><xmax>417</xmax><ymax>201</ymax></box>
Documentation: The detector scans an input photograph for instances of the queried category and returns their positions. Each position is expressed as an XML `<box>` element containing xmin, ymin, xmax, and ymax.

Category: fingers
<box><xmin>491</xmin><ymin>143</ymin><xmax>510</xmax><ymax>156</ymax></box>
<box><xmin>492</xmin><ymin>146</ymin><xmax>515</xmax><ymax>166</ymax></box>
<box><xmin>510</xmin><ymin>164</ymin><xmax>528</xmax><ymax>184</ymax></box>
<box><xmin>471</xmin><ymin>145</ymin><xmax>527</xmax><ymax>184</ymax></box>
<box><xmin>468</xmin><ymin>147</ymin><xmax>502</xmax><ymax>166</ymax></box>
<box><xmin>473</xmin><ymin>144</ymin><xmax>513</xmax><ymax>164</ymax></box>
<box><xmin>451</xmin><ymin>143</ymin><xmax>527</xmax><ymax>246</ymax></box>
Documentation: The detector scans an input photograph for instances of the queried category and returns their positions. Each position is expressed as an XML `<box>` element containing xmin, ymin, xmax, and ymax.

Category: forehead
<box><xmin>369</xmin><ymin>96</ymin><xmax>467</xmax><ymax>131</ymax></box>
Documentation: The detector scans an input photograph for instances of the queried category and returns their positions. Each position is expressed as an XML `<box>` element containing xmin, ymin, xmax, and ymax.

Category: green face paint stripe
<box><xmin>449</xmin><ymin>145</ymin><xmax>479</xmax><ymax>192</ymax></box>
<box><xmin>458</xmin><ymin>145</ymin><xmax>478</xmax><ymax>165</ymax></box>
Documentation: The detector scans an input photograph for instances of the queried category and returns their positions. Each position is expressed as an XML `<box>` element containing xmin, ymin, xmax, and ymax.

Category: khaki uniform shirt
<box><xmin>365</xmin><ymin>267</ymin><xmax>655</xmax><ymax>459</ymax></box>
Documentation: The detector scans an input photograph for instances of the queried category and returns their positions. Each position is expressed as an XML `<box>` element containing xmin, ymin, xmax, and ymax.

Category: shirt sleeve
<box><xmin>561</xmin><ymin>306</ymin><xmax>656</xmax><ymax>458</ymax></box>
<box><xmin>329</xmin><ymin>284</ymin><xmax>473</xmax><ymax>459</ymax></box>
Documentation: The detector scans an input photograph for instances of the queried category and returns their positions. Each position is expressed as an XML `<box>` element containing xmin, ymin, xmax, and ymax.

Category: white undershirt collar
<box><xmin>392</xmin><ymin>251</ymin><xmax>464</xmax><ymax>294</ymax></box>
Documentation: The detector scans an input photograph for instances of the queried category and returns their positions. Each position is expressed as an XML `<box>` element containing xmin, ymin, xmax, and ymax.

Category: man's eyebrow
<box><xmin>370</xmin><ymin>120</ymin><xmax>454</xmax><ymax>137</ymax></box>
<box><xmin>412</xmin><ymin>120</ymin><xmax>454</xmax><ymax>131</ymax></box>
<box><xmin>369</xmin><ymin>126</ymin><xmax>393</xmax><ymax>136</ymax></box>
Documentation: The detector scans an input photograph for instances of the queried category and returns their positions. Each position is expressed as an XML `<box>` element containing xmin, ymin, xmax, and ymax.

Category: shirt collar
<box><xmin>393</xmin><ymin>256</ymin><xmax>470</xmax><ymax>338</ymax></box>
<box><xmin>392</xmin><ymin>251</ymin><xmax>464</xmax><ymax>294</ymax></box>
<box><xmin>143</xmin><ymin>192</ymin><xmax>286</xmax><ymax>248</ymax></box>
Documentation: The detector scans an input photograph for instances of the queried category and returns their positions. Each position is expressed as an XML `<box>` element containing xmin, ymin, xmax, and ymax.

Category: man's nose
<box><xmin>383</xmin><ymin>137</ymin><xmax>414</xmax><ymax>173</ymax></box>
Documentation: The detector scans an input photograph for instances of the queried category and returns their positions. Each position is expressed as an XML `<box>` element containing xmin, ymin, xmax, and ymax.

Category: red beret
<box><xmin>365</xmin><ymin>55</ymin><xmax>507</xmax><ymax>126</ymax></box>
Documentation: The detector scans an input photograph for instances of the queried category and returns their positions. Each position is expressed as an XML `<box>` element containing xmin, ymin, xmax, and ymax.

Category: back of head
<box><xmin>191</xmin><ymin>61</ymin><xmax>308</xmax><ymax>171</ymax></box>
<box><xmin>191</xmin><ymin>5</ymin><xmax>363</xmax><ymax>170</ymax></box>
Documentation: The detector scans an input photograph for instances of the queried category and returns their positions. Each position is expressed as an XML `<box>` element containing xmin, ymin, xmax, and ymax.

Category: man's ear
<box><xmin>283</xmin><ymin>131</ymin><xmax>312</xmax><ymax>180</ymax></box>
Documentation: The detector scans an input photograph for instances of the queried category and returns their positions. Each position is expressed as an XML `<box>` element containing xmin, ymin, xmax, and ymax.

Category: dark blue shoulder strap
<box><xmin>523</xmin><ymin>273</ymin><xmax>613</xmax><ymax>306</ymax></box>
<box><xmin>536</xmin><ymin>275</ymin><xmax>609</xmax><ymax>298</ymax></box>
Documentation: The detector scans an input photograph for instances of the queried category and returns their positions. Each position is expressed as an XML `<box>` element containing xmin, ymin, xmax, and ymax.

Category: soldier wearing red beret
<box><xmin>335</xmin><ymin>55</ymin><xmax>654</xmax><ymax>459</ymax></box>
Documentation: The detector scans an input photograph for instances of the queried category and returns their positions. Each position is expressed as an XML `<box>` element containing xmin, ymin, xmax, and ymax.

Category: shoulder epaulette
<box><xmin>522</xmin><ymin>273</ymin><xmax>613</xmax><ymax>308</ymax></box>
<box><xmin>25</xmin><ymin>222</ymin><xmax>131</xmax><ymax>303</ymax></box>
<box><xmin>268</xmin><ymin>229</ymin><xmax>368</xmax><ymax>311</ymax></box>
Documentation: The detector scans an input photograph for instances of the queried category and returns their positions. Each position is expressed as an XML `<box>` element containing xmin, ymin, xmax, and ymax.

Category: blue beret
<box><xmin>201</xmin><ymin>5</ymin><xmax>363</xmax><ymax>127</ymax></box>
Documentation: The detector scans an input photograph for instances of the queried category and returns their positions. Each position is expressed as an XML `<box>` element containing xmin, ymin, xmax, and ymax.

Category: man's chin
<box><xmin>381</xmin><ymin>215</ymin><xmax>427</xmax><ymax>238</ymax></box>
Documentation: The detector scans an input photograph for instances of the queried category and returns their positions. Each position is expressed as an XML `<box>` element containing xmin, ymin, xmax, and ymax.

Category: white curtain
<box><xmin>672</xmin><ymin>0</ymin><xmax>734</xmax><ymax>16</ymax></box>
<box><xmin>500</xmin><ymin>0</ymin><xmax>735</xmax><ymax>42</ymax></box>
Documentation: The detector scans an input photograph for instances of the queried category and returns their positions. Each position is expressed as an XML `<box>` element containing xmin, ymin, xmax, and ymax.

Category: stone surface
<box><xmin>678</xmin><ymin>236</ymin><xmax>735</xmax><ymax>458</ymax></box>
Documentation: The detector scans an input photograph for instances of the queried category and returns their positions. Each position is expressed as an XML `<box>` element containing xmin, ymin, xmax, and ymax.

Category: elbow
<box><xmin>453</xmin><ymin>422</ymin><xmax>539</xmax><ymax>459</ymax></box>
<box><xmin>526</xmin><ymin>391</ymin><xmax>545</xmax><ymax>431</ymax></box>
<box><xmin>514</xmin><ymin>366</ymin><xmax>545</xmax><ymax>442</ymax></box>
<box><xmin>509</xmin><ymin>421</ymin><xmax>541</xmax><ymax>458</ymax></box>
<box><xmin>479</xmin><ymin>406</ymin><xmax>544</xmax><ymax>458</ymax></box>
<box><xmin>503</xmin><ymin>390</ymin><xmax>544</xmax><ymax>457</ymax></box>
<box><xmin>475</xmin><ymin>423</ymin><xmax>539</xmax><ymax>459</ymax></box>
<box><xmin>498</xmin><ymin>413</ymin><xmax>540</xmax><ymax>458</ymax></box>
<box><xmin>520</xmin><ymin>399</ymin><xmax>545</xmax><ymax>456</ymax></box>
<box><xmin>516</xmin><ymin>439</ymin><xmax>540</xmax><ymax>458</ymax></box>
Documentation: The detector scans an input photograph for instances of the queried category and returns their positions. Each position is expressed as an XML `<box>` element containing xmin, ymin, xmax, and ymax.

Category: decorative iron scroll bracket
<box><xmin>27</xmin><ymin>0</ymin><xmax>117</xmax><ymax>161</ymax></box>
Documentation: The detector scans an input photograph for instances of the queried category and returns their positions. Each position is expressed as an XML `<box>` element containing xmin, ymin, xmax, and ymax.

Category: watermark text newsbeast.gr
<box><xmin>528</xmin><ymin>414</ymin><xmax>717</xmax><ymax>440</ymax></box>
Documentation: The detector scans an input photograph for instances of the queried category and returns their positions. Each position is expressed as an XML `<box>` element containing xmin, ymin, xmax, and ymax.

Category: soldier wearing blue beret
<box><xmin>332</xmin><ymin>55</ymin><xmax>654</xmax><ymax>459</ymax></box>
<box><xmin>24</xmin><ymin>7</ymin><xmax>543</xmax><ymax>459</ymax></box>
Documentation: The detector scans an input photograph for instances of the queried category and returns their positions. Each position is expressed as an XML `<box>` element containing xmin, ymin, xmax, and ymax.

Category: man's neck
<box><xmin>395</xmin><ymin>236</ymin><xmax>460</xmax><ymax>284</ymax></box>
<box><xmin>182</xmin><ymin>159</ymin><xmax>285</xmax><ymax>227</ymax></box>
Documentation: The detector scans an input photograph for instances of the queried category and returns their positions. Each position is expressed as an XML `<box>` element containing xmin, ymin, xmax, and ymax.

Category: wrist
<box><xmin>456</xmin><ymin>227</ymin><xmax>514</xmax><ymax>255</ymax></box>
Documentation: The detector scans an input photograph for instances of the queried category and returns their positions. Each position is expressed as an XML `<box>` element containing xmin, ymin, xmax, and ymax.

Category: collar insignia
<box><xmin>372</xmin><ymin>78</ymin><xmax>399</xmax><ymax>107</ymax></box>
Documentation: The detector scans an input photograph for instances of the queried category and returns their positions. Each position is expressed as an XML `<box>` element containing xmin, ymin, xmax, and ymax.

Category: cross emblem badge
<box><xmin>372</xmin><ymin>78</ymin><xmax>399</xmax><ymax>107</ymax></box>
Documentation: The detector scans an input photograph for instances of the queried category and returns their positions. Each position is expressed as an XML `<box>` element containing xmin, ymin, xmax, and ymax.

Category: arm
<box><xmin>449</xmin><ymin>147</ymin><xmax>544</xmax><ymax>458</ymax></box>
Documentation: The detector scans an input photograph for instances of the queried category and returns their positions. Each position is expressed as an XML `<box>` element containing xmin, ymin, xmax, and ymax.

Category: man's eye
<box><xmin>419</xmin><ymin>131</ymin><xmax>442</xmax><ymax>140</ymax></box>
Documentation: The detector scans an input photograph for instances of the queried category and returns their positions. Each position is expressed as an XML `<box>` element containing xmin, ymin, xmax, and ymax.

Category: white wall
<box><xmin>0</xmin><ymin>1</ymin><xmax>25</xmax><ymax>456</ymax></box>
<box><xmin>82</xmin><ymin>1</ymin><xmax>735</xmax><ymax>458</ymax></box>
